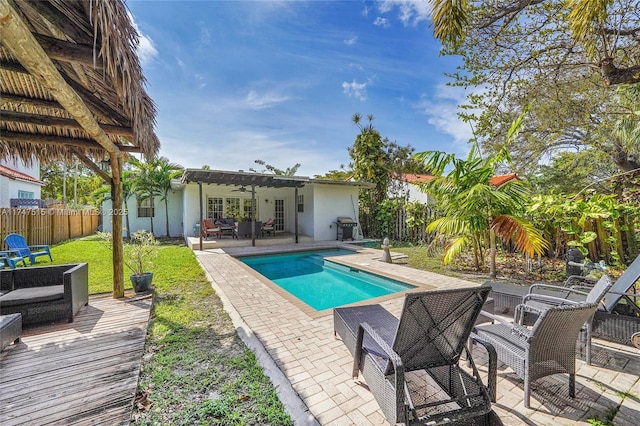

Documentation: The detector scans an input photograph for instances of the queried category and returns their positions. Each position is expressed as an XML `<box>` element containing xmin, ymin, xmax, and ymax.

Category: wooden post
<box><xmin>251</xmin><ymin>185</ymin><xmax>256</xmax><ymax>247</ymax></box>
<box><xmin>198</xmin><ymin>181</ymin><xmax>203</xmax><ymax>250</ymax></box>
<box><xmin>294</xmin><ymin>187</ymin><xmax>299</xmax><ymax>244</ymax></box>
<box><xmin>111</xmin><ymin>153</ymin><xmax>124</xmax><ymax>298</ymax></box>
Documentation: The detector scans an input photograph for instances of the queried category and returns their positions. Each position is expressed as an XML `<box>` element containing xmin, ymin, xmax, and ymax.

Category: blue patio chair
<box><xmin>4</xmin><ymin>234</ymin><xmax>52</xmax><ymax>265</ymax></box>
<box><xmin>0</xmin><ymin>250</ymin><xmax>28</xmax><ymax>269</ymax></box>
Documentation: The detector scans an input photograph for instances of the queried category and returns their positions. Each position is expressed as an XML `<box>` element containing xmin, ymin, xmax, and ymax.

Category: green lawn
<box><xmin>47</xmin><ymin>236</ymin><xmax>293</xmax><ymax>425</ymax></box>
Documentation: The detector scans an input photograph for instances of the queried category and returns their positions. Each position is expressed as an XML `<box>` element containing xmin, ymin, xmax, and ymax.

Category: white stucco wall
<box><xmin>101</xmin><ymin>190</ymin><xmax>183</xmax><ymax>237</ymax></box>
<box><xmin>182</xmin><ymin>183</ymin><xmax>297</xmax><ymax>237</ymax></box>
<box><xmin>312</xmin><ymin>183</ymin><xmax>360</xmax><ymax>241</ymax></box>
<box><xmin>0</xmin><ymin>158</ymin><xmax>43</xmax><ymax>208</ymax></box>
<box><xmin>181</xmin><ymin>181</ymin><xmax>362</xmax><ymax>241</ymax></box>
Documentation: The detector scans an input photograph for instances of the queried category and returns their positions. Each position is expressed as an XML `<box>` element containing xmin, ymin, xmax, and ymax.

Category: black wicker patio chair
<box><xmin>471</xmin><ymin>302</ymin><xmax>598</xmax><ymax>408</ymax></box>
<box><xmin>513</xmin><ymin>274</ymin><xmax>613</xmax><ymax>364</ymax></box>
<box><xmin>334</xmin><ymin>287</ymin><xmax>498</xmax><ymax>425</ymax></box>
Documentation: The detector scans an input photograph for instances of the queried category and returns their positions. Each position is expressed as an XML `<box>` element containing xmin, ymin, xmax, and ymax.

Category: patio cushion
<box><xmin>0</xmin><ymin>313</ymin><xmax>22</xmax><ymax>351</ymax></box>
<box><xmin>0</xmin><ymin>285</ymin><xmax>64</xmax><ymax>307</ymax></box>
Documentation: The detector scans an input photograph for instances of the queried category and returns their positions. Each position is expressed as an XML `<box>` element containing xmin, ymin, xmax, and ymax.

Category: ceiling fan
<box><xmin>231</xmin><ymin>185</ymin><xmax>255</xmax><ymax>193</ymax></box>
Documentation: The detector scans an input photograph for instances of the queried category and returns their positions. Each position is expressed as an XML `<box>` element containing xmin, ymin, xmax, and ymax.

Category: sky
<box><xmin>127</xmin><ymin>0</ymin><xmax>473</xmax><ymax>177</ymax></box>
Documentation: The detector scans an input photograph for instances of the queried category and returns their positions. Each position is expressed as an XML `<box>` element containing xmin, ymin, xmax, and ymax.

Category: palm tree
<box><xmin>414</xmin><ymin>144</ymin><xmax>548</xmax><ymax>278</ymax></box>
<box><xmin>92</xmin><ymin>168</ymin><xmax>137</xmax><ymax>240</ymax></box>
<box><xmin>147</xmin><ymin>157</ymin><xmax>184</xmax><ymax>238</ymax></box>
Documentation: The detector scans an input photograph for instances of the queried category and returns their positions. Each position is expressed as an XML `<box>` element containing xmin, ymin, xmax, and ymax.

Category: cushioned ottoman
<box><xmin>0</xmin><ymin>313</ymin><xmax>22</xmax><ymax>351</ymax></box>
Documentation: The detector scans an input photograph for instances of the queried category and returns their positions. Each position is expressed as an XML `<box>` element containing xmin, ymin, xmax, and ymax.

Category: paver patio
<box><xmin>195</xmin><ymin>243</ymin><xmax>640</xmax><ymax>425</ymax></box>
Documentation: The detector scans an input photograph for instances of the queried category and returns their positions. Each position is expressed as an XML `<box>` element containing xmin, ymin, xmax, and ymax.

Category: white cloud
<box><xmin>373</xmin><ymin>17</ymin><xmax>390</xmax><ymax>28</ymax></box>
<box><xmin>378</xmin><ymin>1</ymin><xmax>432</xmax><ymax>26</ymax></box>
<box><xmin>128</xmin><ymin>12</ymin><xmax>158</xmax><ymax>66</ymax></box>
<box><xmin>416</xmin><ymin>84</ymin><xmax>475</xmax><ymax>146</ymax></box>
<box><xmin>245</xmin><ymin>90</ymin><xmax>291</xmax><ymax>109</ymax></box>
<box><xmin>343</xmin><ymin>36</ymin><xmax>358</xmax><ymax>45</ymax></box>
<box><xmin>342</xmin><ymin>80</ymin><xmax>367</xmax><ymax>101</ymax></box>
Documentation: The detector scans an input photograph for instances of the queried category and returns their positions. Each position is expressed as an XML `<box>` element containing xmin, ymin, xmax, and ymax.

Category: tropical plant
<box><xmin>92</xmin><ymin>168</ymin><xmax>137</xmax><ymax>239</ymax></box>
<box><xmin>97</xmin><ymin>230</ymin><xmax>159</xmax><ymax>276</ymax></box>
<box><xmin>147</xmin><ymin>157</ymin><xmax>184</xmax><ymax>238</ymax></box>
<box><xmin>250</xmin><ymin>159</ymin><xmax>301</xmax><ymax>176</ymax></box>
<box><xmin>429</xmin><ymin>1</ymin><xmax>640</xmax><ymax>175</ymax></box>
<box><xmin>129</xmin><ymin>157</ymin><xmax>183</xmax><ymax>237</ymax></box>
<box><xmin>414</xmin><ymin>112</ymin><xmax>548</xmax><ymax>277</ymax></box>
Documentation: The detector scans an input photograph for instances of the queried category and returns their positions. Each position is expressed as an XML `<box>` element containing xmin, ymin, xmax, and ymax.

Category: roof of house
<box><xmin>397</xmin><ymin>173</ymin><xmax>520</xmax><ymax>187</ymax></box>
<box><xmin>181</xmin><ymin>169</ymin><xmax>375</xmax><ymax>189</ymax></box>
<box><xmin>0</xmin><ymin>164</ymin><xmax>46</xmax><ymax>186</ymax></box>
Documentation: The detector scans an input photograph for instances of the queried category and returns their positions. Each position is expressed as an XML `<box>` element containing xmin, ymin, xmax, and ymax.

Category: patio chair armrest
<box><xmin>474</xmin><ymin>310</ymin><xmax>512</xmax><ymax>327</ymax></box>
<box><xmin>468</xmin><ymin>334</ymin><xmax>497</xmax><ymax>403</ymax></box>
<box><xmin>528</xmin><ymin>283</ymin><xmax>567</xmax><ymax>294</ymax></box>
<box><xmin>354</xmin><ymin>323</ymin><xmax>404</xmax><ymax>393</ymax></box>
<box><xmin>521</xmin><ymin>293</ymin><xmax>581</xmax><ymax>306</ymax></box>
<box><xmin>28</xmin><ymin>245</ymin><xmax>50</xmax><ymax>250</ymax></box>
<box><xmin>514</xmin><ymin>302</ymin><xmax>545</xmax><ymax>324</ymax></box>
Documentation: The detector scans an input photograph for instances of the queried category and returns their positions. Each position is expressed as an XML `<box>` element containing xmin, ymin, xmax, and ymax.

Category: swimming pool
<box><xmin>240</xmin><ymin>249</ymin><xmax>415</xmax><ymax>311</ymax></box>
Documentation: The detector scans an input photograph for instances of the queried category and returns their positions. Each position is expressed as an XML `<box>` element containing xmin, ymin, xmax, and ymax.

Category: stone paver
<box><xmin>196</xmin><ymin>243</ymin><xmax>640</xmax><ymax>425</ymax></box>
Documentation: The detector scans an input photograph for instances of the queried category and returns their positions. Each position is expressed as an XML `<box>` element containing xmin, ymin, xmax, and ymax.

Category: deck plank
<box><xmin>0</xmin><ymin>293</ymin><xmax>151</xmax><ymax>426</ymax></box>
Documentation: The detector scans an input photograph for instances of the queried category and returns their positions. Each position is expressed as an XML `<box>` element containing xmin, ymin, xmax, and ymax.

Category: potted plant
<box><xmin>97</xmin><ymin>230</ymin><xmax>159</xmax><ymax>293</ymax></box>
<box><xmin>125</xmin><ymin>230</ymin><xmax>159</xmax><ymax>292</ymax></box>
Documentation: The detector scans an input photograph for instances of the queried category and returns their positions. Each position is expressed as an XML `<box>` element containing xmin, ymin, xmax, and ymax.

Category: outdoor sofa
<box><xmin>0</xmin><ymin>263</ymin><xmax>88</xmax><ymax>326</ymax></box>
<box><xmin>0</xmin><ymin>313</ymin><xmax>22</xmax><ymax>352</ymax></box>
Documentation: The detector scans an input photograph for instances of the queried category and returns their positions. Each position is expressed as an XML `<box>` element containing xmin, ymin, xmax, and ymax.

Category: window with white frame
<box><xmin>207</xmin><ymin>197</ymin><xmax>223</xmax><ymax>219</ymax></box>
<box><xmin>18</xmin><ymin>190</ymin><xmax>34</xmax><ymax>199</ymax></box>
<box><xmin>137</xmin><ymin>197</ymin><xmax>154</xmax><ymax>217</ymax></box>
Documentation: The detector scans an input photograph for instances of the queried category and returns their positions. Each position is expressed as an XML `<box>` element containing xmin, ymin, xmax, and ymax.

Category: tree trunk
<box><xmin>165</xmin><ymin>196</ymin><xmax>171</xmax><ymax>238</ymax></box>
<box><xmin>601</xmin><ymin>58</ymin><xmax>640</xmax><ymax>86</ymax></box>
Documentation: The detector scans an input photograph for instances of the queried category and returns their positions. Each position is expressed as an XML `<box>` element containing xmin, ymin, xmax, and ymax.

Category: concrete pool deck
<box><xmin>195</xmin><ymin>242</ymin><xmax>640</xmax><ymax>425</ymax></box>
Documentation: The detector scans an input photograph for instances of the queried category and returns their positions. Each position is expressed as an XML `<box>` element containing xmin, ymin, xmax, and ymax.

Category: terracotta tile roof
<box><xmin>490</xmin><ymin>173</ymin><xmax>520</xmax><ymax>187</ymax></box>
<box><xmin>0</xmin><ymin>164</ymin><xmax>46</xmax><ymax>186</ymax></box>
<box><xmin>396</xmin><ymin>173</ymin><xmax>520</xmax><ymax>187</ymax></box>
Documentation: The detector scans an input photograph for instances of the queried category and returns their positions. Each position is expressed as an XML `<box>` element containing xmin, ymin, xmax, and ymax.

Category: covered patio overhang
<box><xmin>182</xmin><ymin>169</ymin><xmax>309</xmax><ymax>249</ymax></box>
<box><xmin>0</xmin><ymin>0</ymin><xmax>160</xmax><ymax>298</ymax></box>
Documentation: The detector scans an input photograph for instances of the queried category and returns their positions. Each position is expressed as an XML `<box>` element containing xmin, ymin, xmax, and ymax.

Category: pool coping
<box><xmin>229</xmin><ymin>246</ymin><xmax>434</xmax><ymax>319</ymax></box>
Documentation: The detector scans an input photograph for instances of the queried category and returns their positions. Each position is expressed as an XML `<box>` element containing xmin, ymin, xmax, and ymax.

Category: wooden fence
<box><xmin>0</xmin><ymin>208</ymin><xmax>99</xmax><ymax>250</ymax></box>
<box><xmin>362</xmin><ymin>207</ymin><xmax>639</xmax><ymax>265</ymax></box>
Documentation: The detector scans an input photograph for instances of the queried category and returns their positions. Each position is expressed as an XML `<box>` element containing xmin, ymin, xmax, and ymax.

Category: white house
<box><xmin>101</xmin><ymin>169</ymin><xmax>373</xmax><ymax>243</ymax></box>
<box><xmin>0</xmin><ymin>158</ymin><xmax>46</xmax><ymax>208</ymax></box>
<box><xmin>389</xmin><ymin>173</ymin><xmax>434</xmax><ymax>204</ymax></box>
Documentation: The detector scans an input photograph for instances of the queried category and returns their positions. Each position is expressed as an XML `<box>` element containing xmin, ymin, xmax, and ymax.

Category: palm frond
<box><xmin>491</xmin><ymin>215</ymin><xmax>549</xmax><ymax>257</ymax></box>
<box><xmin>443</xmin><ymin>235</ymin><xmax>470</xmax><ymax>265</ymax></box>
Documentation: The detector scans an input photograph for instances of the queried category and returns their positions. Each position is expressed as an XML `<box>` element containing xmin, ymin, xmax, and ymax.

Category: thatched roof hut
<box><xmin>0</xmin><ymin>0</ymin><xmax>159</xmax><ymax>163</ymax></box>
<box><xmin>0</xmin><ymin>0</ymin><xmax>160</xmax><ymax>297</ymax></box>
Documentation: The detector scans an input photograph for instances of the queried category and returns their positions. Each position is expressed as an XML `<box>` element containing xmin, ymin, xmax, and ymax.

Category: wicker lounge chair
<box><xmin>334</xmin><ymin>287</ymin><xmax>497</xmax><ymax>425</ymax></box>
<box><xmin>514</xmin><ymin>274</ymin><xmax>613</xmax><ymax>364</ymax></box>
<box><xmin>483</xmin><ymin>255</ymin><xmax>640</xmax><ymax>347</ymax></box>
<box><xmin>472</xmin><ymin>302</ymin><xmax>598</xmax><ymax>408</ymax></box>
<box><xmin>4</xmin><ymin>234</ymin><xmax>52</xmax><ymax>265</ymax></box>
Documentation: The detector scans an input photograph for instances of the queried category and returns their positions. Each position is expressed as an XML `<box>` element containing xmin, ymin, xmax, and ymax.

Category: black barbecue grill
<box><xmin>335</xmin><ymin>217</ymin><xmax>357</xmax><ymax>241</ymax></box>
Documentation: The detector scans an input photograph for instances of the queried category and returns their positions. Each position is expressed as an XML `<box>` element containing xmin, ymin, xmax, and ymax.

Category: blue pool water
<box><xmin>240</xmin><ymin>250</ymin><xmax>415</xmax><ymax>311</ymax></box>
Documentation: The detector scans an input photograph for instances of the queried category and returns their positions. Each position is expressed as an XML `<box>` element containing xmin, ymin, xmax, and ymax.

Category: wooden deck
<box><xmin>0</xmin><ymin>293</ymin><xmax>152</xmax><ymax>426</ymax></box>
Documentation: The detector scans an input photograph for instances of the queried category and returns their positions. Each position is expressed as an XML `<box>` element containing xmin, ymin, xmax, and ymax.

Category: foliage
<box><xmin>313</xmin><ymin>165</ymin><xmax>352</xmax><ymax>180</ymax></box>
<box><xmin>97</xmin><ymin>230</ymin><xmax>159</xmax><ymax>276</ymax></box>
<box><xmin>414</xmin><ymin>132</ymin><xmax>549</xmax><ymax>277</ymax></box>
<box><xmin>250</xmin><ymin>159</ymin><xmax>300</xmax><ymax>176</ymax></box>
<box><xmin>527</xmin><ymin>149</ymin><xmax>618</xmax><ymax>195</ymax></box>
<box><xmin>41</xmin><ymin>161</ymin><xmax>103</xmax><ymax>207</ymax></box>
<box><xmin>92</xmin><ymin>168</ymin><xmax>137</xmax><ymax>239</ymax></box>
<box><xmin>526</xmin><ymin>192</ymin><xmax>640</xmax><ymax>265</ymax></box>
<box><xmin>431</xmin><ymin>1</ymin><xmax>640</xmax><ymax>175</ymax></box>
